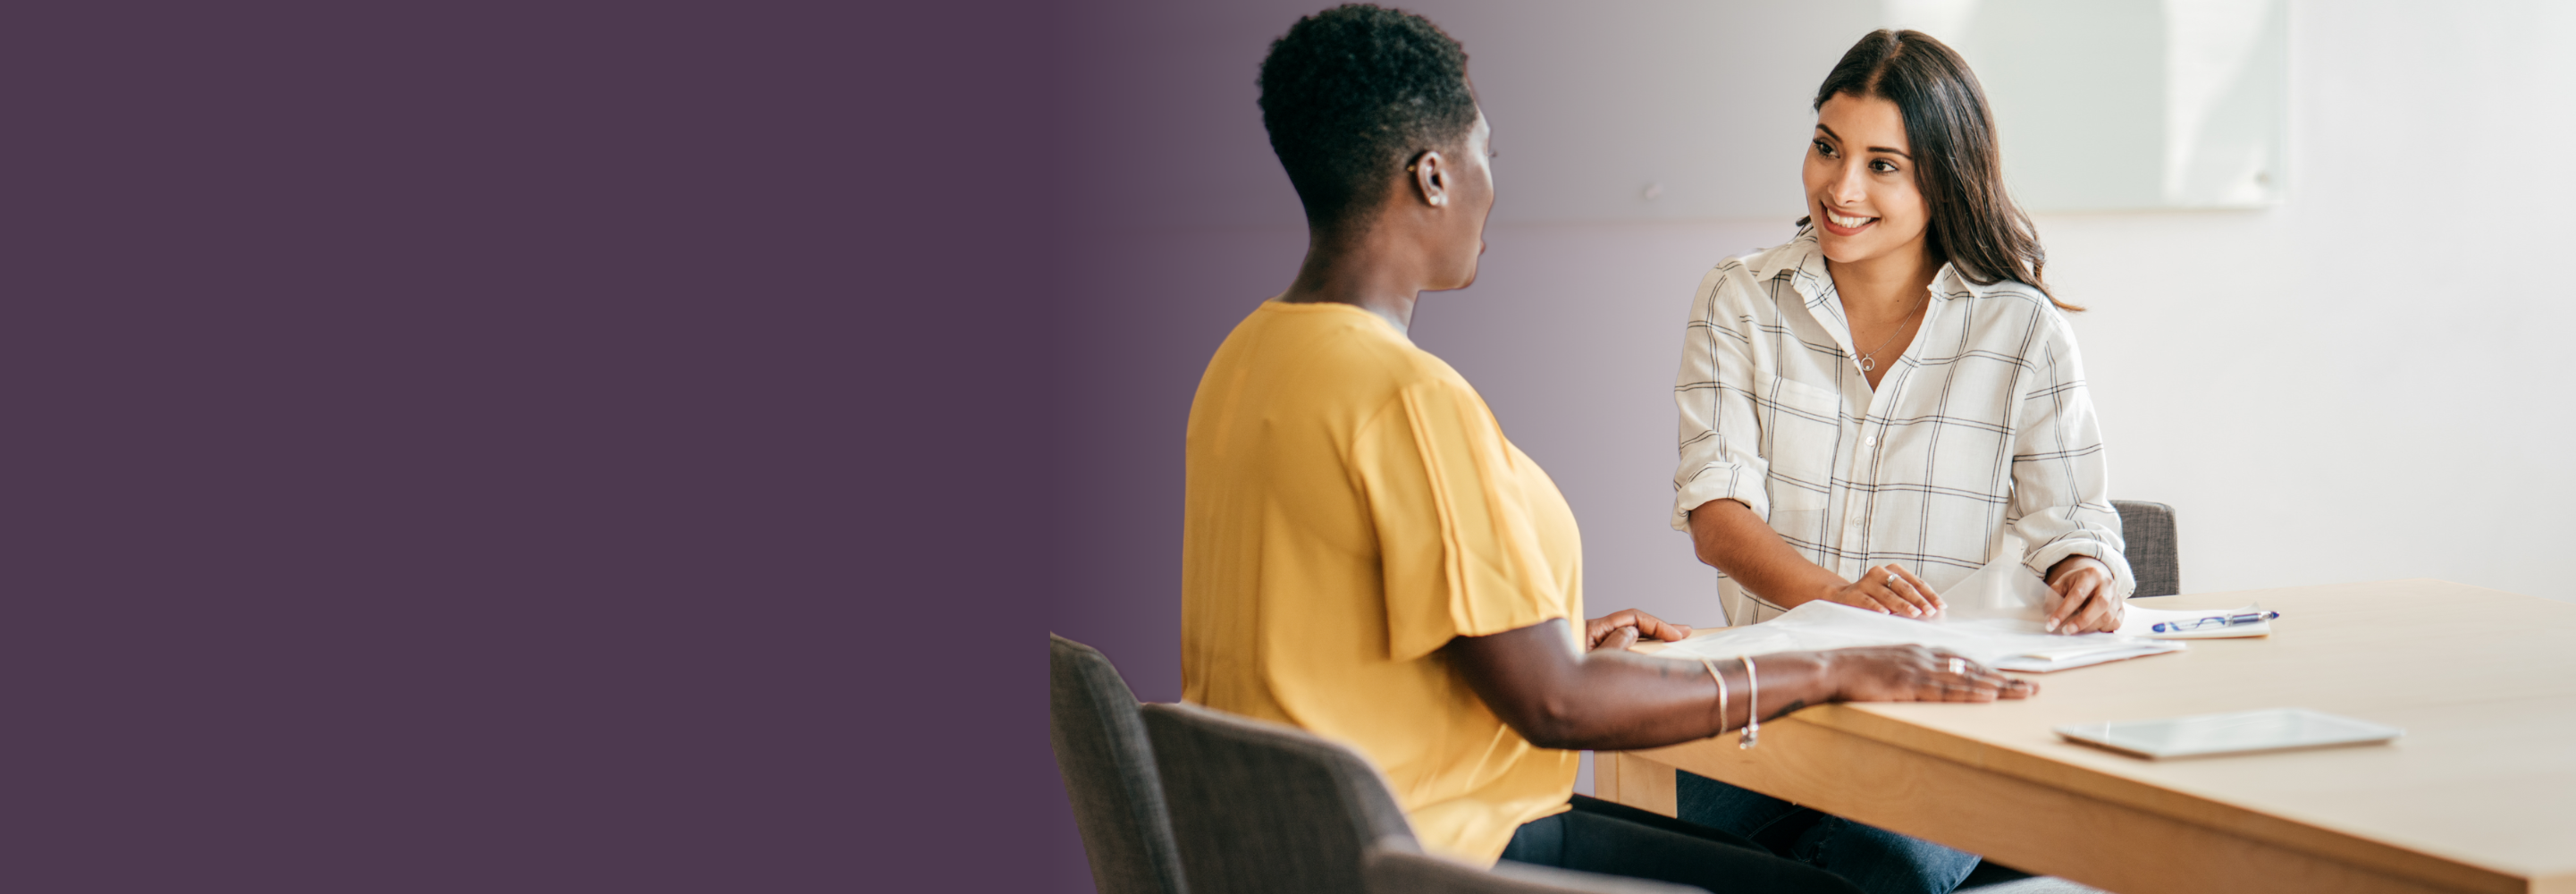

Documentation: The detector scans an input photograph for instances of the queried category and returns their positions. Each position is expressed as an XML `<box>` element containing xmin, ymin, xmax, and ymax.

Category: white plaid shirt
<box><xmin>1671</xmin><ymin>230</ymin><xmax>2132</xmax><ymax>625</ymax></box>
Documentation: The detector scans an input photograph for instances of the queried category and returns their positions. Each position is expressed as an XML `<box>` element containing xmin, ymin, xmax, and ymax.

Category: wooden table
<box><xmin>1595</xmin><ymin>579</ymin><xmax>2576</xmax><ymax>894</ymax></box>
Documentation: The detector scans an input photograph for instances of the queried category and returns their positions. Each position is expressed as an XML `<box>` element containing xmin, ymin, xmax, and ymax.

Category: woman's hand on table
<box><xmin>2044</xmin><ymin>555</ymin><xmax>2121</xmax><ymax>634</ymax></box>
<box><xmin>1821</xmin><ymin>645</ymin><xmax>2036</xmax><ymax>702</ymax></box>
<box><xmin>1584</xmin><ymin>609</ymin><xmax>1691</xmax><ymax>652</ymax></box>
<box><xmin>1820</xmin><ymin>563</ymin><xmax>1945</xmax><ymax>618</ymax></box>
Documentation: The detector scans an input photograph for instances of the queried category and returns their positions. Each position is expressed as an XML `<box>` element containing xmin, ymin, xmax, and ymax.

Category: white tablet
<box><xmin>2054</xmin><ymin>708</ymin><xmax>2403</xmax><ymax>759</ymax></box>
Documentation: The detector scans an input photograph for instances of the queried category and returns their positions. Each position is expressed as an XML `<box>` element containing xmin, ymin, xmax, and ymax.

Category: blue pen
<box><xmin>2152</xmin><ymin>611</ymin><xmax>2279</xmax><ymax>634</ymax></box>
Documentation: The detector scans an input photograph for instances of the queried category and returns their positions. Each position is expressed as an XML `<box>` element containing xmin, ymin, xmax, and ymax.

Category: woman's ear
<box><xmin>1409</xmin><ymin>149</ymin><xmax>1448</xmax><ymax>207</ymax></box>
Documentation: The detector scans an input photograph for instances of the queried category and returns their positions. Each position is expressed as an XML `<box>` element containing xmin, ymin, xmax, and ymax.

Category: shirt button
<box><xmin>1864</xmin><ymin>435</ymin><xmax>1877</xmax><ymax>447</ymax></box>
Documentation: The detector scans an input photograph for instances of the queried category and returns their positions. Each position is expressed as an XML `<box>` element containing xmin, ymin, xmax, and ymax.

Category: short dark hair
<box><xmin>1257</xmin><ymin>4</ymin><xmax>1477</xmax><ymax>232</ymax></box>
<box><xmin>1807</xmin><ymin>30</ymin><xmax>2080</xmax><ymax>312</ymax></box>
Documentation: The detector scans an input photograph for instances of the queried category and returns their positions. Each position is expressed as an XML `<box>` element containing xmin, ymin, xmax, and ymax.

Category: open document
<box><xmin>1659</xmin><ymin>561</ymin><xmax>2185</xmax><ymax>672</ymax></box>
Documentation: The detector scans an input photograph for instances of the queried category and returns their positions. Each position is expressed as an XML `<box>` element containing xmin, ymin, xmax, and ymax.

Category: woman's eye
<box><xmin>1871</xmin><ymin>159</ymin><xmax>1898</xmax><ymax>173</ymax></box>
<box><xmin>1814</xmin><ymin>140</ymin><xmax>1835</xmax><ymax>157</ymax></box>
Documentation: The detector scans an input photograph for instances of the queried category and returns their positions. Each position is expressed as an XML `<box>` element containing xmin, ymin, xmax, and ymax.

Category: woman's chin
<box><xmin>1817</xmin><ymin>236</ymin><xmax>1870</xmax><ymax>265</ymax></box>
<box><xmin>1819</xmin><ymin>233</ymin><xmax>1901</xmax><ymax>266</ymax></box>
<box><xmin>1437</xmin><ymin>259</ymin><xmax>1482</xmax><ymax>291</ymax></box>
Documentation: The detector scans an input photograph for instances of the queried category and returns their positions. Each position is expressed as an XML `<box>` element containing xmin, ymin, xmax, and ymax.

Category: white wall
<box><xmin>2047</xmin><ymin>0</ymin><xmax>2576</xmax><ymax>602</ymax></box>
<box><xmin>1054</xmin><ymin>0</ymin><xmax>2576</xmax><ymax>719</ymax></box>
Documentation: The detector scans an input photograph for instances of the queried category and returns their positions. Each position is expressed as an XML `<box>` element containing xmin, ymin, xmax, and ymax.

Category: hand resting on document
<box><xmin>1584</xmin><ymin>607</ymin><xmax>1695</xmax><ymax>653</ymax></box>
<box><xmin>1440</xmin><ymin>608</ymin><xmax>2035</xmax><ymax>752</ymax></box>
<box><xmin>1822</xmin><ymin>562</ymin><xmax>1947</xmax><ymax>618</ymax></box>
<box><xmin>2042</xmin><ymin>555</ymin><xmax>2121</xmax><ymax>634</ymax></box>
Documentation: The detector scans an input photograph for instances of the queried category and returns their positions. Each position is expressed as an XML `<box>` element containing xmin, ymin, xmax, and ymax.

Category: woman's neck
<box><xmin>1278</xmin><ymin>227</ymin><xmax>1422</xmax><ymax>333</ymax></box>
<box><xmin>1826</xmin><ymin>242</ymin><xmax>1940</xmax><ymax>320</ymax></box>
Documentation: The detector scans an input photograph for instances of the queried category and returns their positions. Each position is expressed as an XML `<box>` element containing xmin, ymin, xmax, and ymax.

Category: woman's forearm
<box><xmin>1545</xmin><ymin>648</ymin><xmax>1837</xmax><ymax>751</ymax></box>
<box><xmin>1444</xmin><ymin>620</ymin><xmax>1839</xmax><ymax>751</ymax></box>
<box><xmin>1686</xmin><ymin>498</ymin><xmax>1844</xmax><ymax>610</ymax></box>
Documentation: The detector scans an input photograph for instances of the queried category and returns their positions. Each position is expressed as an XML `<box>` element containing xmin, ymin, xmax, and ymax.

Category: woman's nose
<box><xmin>1832</xmin><ymin>161</ymin><xmax>1868</xmax><ymax>206</ymax></box>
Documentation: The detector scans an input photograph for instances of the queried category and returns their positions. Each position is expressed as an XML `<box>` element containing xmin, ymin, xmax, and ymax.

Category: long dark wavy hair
<box><xmin>1800</xmin><ymin>30</ymin><xmax>2079</xmax><ymax>312</ymax></box>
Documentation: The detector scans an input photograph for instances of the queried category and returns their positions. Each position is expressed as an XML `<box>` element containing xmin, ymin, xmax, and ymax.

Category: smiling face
<box><xmin>1803</xmin><ymin>92</ymin><xmax>1930</xmax><ymax>267</ymax></box>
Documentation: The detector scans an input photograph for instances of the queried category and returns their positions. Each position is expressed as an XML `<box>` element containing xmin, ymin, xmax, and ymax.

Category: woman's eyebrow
<box><xmin>1816</xmin><ymin>123</ymin><xmax>1908</xmax><ymax>157</ymax></box>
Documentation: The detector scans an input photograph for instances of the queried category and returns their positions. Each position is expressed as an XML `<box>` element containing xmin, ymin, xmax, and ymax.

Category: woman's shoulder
<box><xmin>1229</xmin><ymin>300</ymin><xmax>1478</xmax><ymax>401</ymax></box>
<box><xmin>1696</xmin><ymin>231</ymin><xmax>1822</xmax><ymax>309</ymax></box>
<box><xmin>1939</xmin><ymin>271</ymin><xmax>2086</xmax><ymax>351</ymax></box>
<box><xmin>1942</xmin><ymin>272</ymin><xmax>2058</xmax><ymax>313</ymax></box>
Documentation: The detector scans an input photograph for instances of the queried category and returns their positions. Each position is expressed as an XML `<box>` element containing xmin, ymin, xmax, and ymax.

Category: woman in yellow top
<box><xmin>1182</xmin><ymin>7</ymin><xmax>2034</xmax><ymax>893</ymax></box>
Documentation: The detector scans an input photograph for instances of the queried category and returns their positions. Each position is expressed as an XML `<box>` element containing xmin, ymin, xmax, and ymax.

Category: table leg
<box><xmin>1597</xmin><ymin>752</ymin><xmax>1677</xmax><ymax>817</ymax></box>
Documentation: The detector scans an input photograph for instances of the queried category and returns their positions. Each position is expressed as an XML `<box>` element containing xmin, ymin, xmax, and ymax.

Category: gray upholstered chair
<box><xmin>1366</xmin><ymin>848</ymin><xmax>1701</xmax><ymax>894</ymax></box>
<box><xmin>1141</xmin><ymin>701</ymin><xmax>1676</xmax><ymax>894</ymax></box>
<box><xmin>1050</xmin><ymin>635</ymin><xmax>1189</xmax><ymax>894</ymax></box>
<box><xmin>2111</xmin><ymin>500</ymin><xmax>2180</xmax><ymax>596</ymax></box>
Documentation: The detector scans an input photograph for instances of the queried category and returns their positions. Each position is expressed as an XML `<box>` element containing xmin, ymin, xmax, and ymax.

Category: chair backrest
<box><xmin>1140</xmin><ymin>702</ymin><xmax>1417</xmax><ymax>894</ymax></box>
<box><xmin>1050</xmin><ymin>635</ymin><xmax>1190</xmax><ymax>894</ymax></box>
<box><xmin>2112</xmin><ymin>500</ymin><xmax>2180</xmax><ymax>597</ymax></box>
<box><xmin>1366</xmin><ymin>847</ymin><xmax>1707</xmax><ymax>894</ymax></box>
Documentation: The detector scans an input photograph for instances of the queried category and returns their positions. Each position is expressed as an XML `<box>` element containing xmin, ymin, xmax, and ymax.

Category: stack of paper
<box><xmin>1940</xmin><ymin>556</ymin><xmax>2276</xmax><ymax>640</ymax></box>
<box><xmin>1658</xmin><ymin>600</ymin><xmax>2185</xmax><ymax>672</ymax></box>
<box><xmin>1658</xmin><ymin>559</ymin><xmax>2192</xmax><ymax>672</ymax></box>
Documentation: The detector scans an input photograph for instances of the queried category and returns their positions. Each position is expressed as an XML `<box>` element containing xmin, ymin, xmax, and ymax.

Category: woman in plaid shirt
<box><xmin>1667</xmin><ymin>30</ymin><xmax>2132</xmax><ymax>894</ymax></box>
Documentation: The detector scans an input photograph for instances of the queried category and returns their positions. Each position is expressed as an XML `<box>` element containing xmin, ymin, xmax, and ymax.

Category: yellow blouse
<box><xmin>1181</xmin><ymin>299</ymin><xmax>1582</xmax><ymax>864</ymax></box>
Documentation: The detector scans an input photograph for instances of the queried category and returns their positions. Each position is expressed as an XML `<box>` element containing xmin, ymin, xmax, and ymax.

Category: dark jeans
<box><xmin>1503</xmin><ymin>796</ymin><xmax>1865</xmax><ymax>894</ymax></box>
<box><xmin>1675</xmin><ymin>772</ymin><xmax>1982</xmax><ymax>894</ymax></box>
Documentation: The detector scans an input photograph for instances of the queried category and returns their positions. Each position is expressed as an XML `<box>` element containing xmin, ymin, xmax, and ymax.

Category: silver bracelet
<box><xmin>1699</xmin><ymin>658</ymin><xmax>1730</xmax><ymax>734</ymax></box>
<box><xmin>1738</xmin><ymin>655</ymin><xmax>1761</xmax><ymax>749</ymax></box>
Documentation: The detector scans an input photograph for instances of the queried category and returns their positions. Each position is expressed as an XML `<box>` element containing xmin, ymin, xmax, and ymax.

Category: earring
<box><xmin>1429</xmin><ymin>196</ymin><xmax>1445</xmax><ymax>207</ymax></box>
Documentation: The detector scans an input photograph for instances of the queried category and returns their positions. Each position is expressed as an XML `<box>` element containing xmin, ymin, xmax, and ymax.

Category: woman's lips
<box><xmin>1820</xmin><ymin>209</ymin><xmax>1877</xmax><ymax>236</ymax></box>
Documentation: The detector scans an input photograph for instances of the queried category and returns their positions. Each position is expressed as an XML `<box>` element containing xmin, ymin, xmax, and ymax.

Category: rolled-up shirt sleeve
<box><xmin>2008</xmin><ymin>319</ymin><xmax>2134</xmax><ymax>596</ymax></box>
<box><xmin>1671</xmin><ymin>264</ymin><xmax>1772</xmax><ymax>530</ymax></box>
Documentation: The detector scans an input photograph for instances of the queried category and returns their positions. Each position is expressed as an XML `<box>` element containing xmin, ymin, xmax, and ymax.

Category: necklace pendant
<box><xmin>1859</xmin><ymin>355</ymin><xmax>1875</xmax><ymax>372</ymax></box>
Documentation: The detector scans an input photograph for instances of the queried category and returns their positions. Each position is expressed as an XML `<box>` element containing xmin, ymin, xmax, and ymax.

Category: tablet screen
<box><xmin>2055</xmin><ymin>708</ymin><xmax>2403</xmax><ymax>759</ymax></box>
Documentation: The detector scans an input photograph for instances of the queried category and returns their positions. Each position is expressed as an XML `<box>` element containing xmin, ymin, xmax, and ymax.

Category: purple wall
<box><xmin>18</xmin><ymin>3</ymin><xmax>1063</xmax><ymax>891</ymax></box>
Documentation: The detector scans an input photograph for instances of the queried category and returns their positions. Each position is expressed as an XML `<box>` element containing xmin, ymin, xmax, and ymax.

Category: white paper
<box><xmin>1933</xmin><ymin>556</ymin><xmax>2058</xmax><ymax>624</ymax></box>
<box><xmin>1657</xmin><ymin>560</ymin><xmax>2185</xmax><ymax>672</ymax></box>
<box><xmin>1659</xmin><ymin>600</ymin><xmax>2184</xmax><ymax>672</ymax></box>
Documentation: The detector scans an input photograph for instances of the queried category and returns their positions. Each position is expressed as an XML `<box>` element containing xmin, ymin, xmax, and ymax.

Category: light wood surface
<box><xmin>1595</xmin><ymin>752</ymin><xmax>1675</xmax><ymax>817</ymax></box>
<box><xmin>1610</xmin><ymin>578</ymin><xmax>2576</xmax><ymax>894</ymax></box>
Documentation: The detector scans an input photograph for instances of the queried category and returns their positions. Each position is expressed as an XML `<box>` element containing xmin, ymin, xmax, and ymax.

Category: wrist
<box><xmin>1798</xmin><ymin>577</ymin><xmax>1845</xmax><ymax>608</ymax></box>
<box><xmin>1777</xmin><ymin>650</ymin><xmax>1839</xmax><ymax>705</ymax></box>
<box><xmin>2048</xmin><ymin>554</ymin><xmax>2105</xmax><ymax>580</ymax></box>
